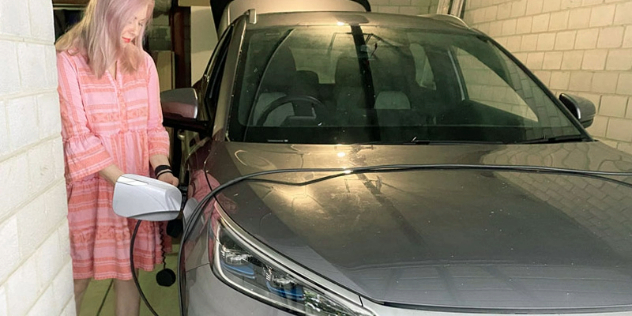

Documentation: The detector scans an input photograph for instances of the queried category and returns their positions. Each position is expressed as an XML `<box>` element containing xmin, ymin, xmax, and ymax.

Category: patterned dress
<box><xmin>57</xmin><ymin>50</ymin><xmax>171</xmax><ymax>280</ymax></box>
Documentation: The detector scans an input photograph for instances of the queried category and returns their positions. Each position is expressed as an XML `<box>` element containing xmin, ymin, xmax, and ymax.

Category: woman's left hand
<box><xmin>158</xmin><ymin>172</ymin><xmax>179</xmax><ymax>187</ymax></box>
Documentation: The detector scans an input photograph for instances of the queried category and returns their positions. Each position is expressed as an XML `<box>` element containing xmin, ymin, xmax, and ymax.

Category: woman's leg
<box><xmin>74</xmin><ymin>278</ymin><xmax>92</xmax><ymax>313</ymax></box>
<box><xmin>114</xmin><ymin>279</ymin><xmax>141</xmax><ymax>316</ymax></box>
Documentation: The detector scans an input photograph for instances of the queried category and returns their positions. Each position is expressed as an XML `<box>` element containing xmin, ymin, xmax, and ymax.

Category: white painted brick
<box><xmin>377</xmin><ymin>5</ymin><xmax>399</xmax><ymax>13</ymax></box>
<box><xmin>6</xmin><ymin>255</ymin><xmax>41</xmax><ymax>316</ymax></box>
<box><xmin>507</xmin><ymin>36</ymin><xmax>523</xmax><ymax>52</ymax></box>
<box><xmin>527</xmin><ymin>52</ymin><xmax>545</xmax><ymax>69</ymax></box>
<box><xmin>534</xmin><ymin>70</ymin><xmax>552</xmax><ymax>86</ymax></box>
<box><xmin>7</xmin><ymin>96</ymin><xmax>39</xmax><ymax>151</ymax></box>
<box><xmin>569</xmin><ymin>71</ymin><xmax>593</xmax><ymax>91</ymax></box>
<box><xmin>17</xmin><ymin>184</ymin><xmax>68</xmax><ymax>259</ymax></box>
<box><xmin>592</xmin><ymin>72</ymin><xmax>619</xmax><ymax>93</ymax></box>
<box><xmin>0</xmin><ymin>0</ymin><xmax>30</xmax><ymax>36</ymax></box>
<box><xmin>514</xmin><ymin>52</ymin><xmax>529</xmax><ymax>63</ymax></box>
<box><xmin>575</xmin><ymin>28</ymin><xmax>599</xmax><ymax>49</ymax></box>
<box><xmin>497</xmin><ymin>2</ymin><xmax>512</xmax><ymax>19</ymax></box>
<box><xmin>606</xmin><ymin>117</ymin><xmax>632</xmax><ymax>141</ymax></box>
<box><xmin>0</xmin><ymin>285</ymin><xmax>6</xmax><ymax>316</ymax></box>
<box><xmin>613</xmin><ymin>1</ymin><xmax>632</xmax><ymax>25</ymax></box>
<box><xmin>549</xmin><ymin>11</ymin><xmax>570</xmax><ymax>31</ymax></box>
<box><xmin>526</xmin><ymin>0</ymin><xmax>544</xmax><ymax>15</ymax></box>
<box><xmin>489</xmin><ymin>20</ymin><xmax>504</xmax><ymax>37</ymax></box>
<box><xmin>583</xmin><ymin>0</ymin><xmax>605</xmax><ymax>5</ymax></box>
<box><xmin>399</xmin><ymin>6</ymin><xmax>424</xmax><ymax>15</ymax></box>
<box><xmin>27</xmin><ymin>141</ymin><xmax>57</xmax><ymax>197</ymax></box>
<box><xmin>516</xmin><ymin>16</ymin><xmax>533</xmax><ymax>34</ymax></box>
<box><xmin>617</xmin><ymin>73</ymin><xmax>632</xmax><ymax>95</ymax></box>
<box><xmin>562</xmin><ymin>51</ymin><xmax>584</xmax><ymax>69</ymax></box>
<box><xmin>502</xmin><ymin>19</ymin><xmax>517</xmax><ymax>35</ymax></box>
<box><xmin>0</xmin><ymin>155</ymin><xmax>30</xmax><ymax>214</ymax></box>
<box><xmin>60</xmin><ymin>300</ymin><xmax>76</xmax><ymax>316</ymax></box>
<box><xmin>27</xmin><ymin>286</ymin><xmax>58</xmax><ymax>316</ymax></box>
<box><xmin>589</xmin><ymin>4</ymin><xmax>616</xmax><ymax>27</ymax></box>
<box><xmin>52</xmin><ymin>137</ymin><xmax>66</xmax><ymax>179</ymax></box>
<box><xmin>35</xmin><ymin>228</ymin><xmax>65</xmax><ymax>289</ymax></box>
<box><xmin>0</xmin><ymin>40</ymin><xmax>20</xmax><ymax>95</ymax></box>
<box><xmin>537</xmin><ymin>33</ymin><xmax>556</xmax><ymax>50</ymax></box>
<box><xmin>521</xmin><ymin>34</ymin><xmax>539</xmax><ymax>51</ymax></box>
<box><xmin>543</xmin><ymin>0</ymin><xmax>562</xmax><ymax>12</ymax></box>
<box><xmin>52</xmin><ymin>261</ymin><xmax>74</xmax><ymax>314</ymax></box>
<box><xmin>485</xmin><ymin>6</ymin><xmax>499</xmax><ymax>21</ymax></box>
<box><xmin>624</xmin><ymin>26</ymin><xmax>632</xmax><ymax>47</ymax></box>
<box><xmin>37</xmin><ymin>92</ymin><xmax>62</xmax><ymax>139</ymax></box>
<box><xmin>568</xmin><ymin>7</ymin><xmax>592</xmax><ymax>29</ymax></box>
<box><xmin>561</xmin><ymin>0</ymin><xmax>583</xmax><ymax>9</ymax></box>
<box><xmin>555</xmin><ymin>30</ymin><xmax>577</xmax><ymax>50</ymax></box>
<box><xmin>390</xmin><ymin>0</ymin><xmax>411</xmax><ymax>5</ymax></box>
<box><xmin>511</xmin><ymin>0</ymin><xmax>528</xmax><ymax>17</ymax></box>
<box><xmin>18</xmin><ymin>43</ymin><xmax>49</xmax><ymax>91</ymax></box>
<box><xmin>0</xmin><ymin>101</ymin><xmax>8</xmax><ymax>158</ymax></box>
<box><xmin>371</xmin><ymin>0</ymin><xmax>390</xmax><ymax>5</ymax></box>
<box><xmin>589</xmin><ymin>115</ymin><xmax>608</xmax><ymax>137</ymax></box>
<box><xmin>600</xmin><ymin>95</ymin><xmax>628</xmax><ymax>117</ymax></box>
<box><xmin>0</xmin><ymin>217</ymin><xmax>20</xmax><ymax>283</ymax></box>
<box><xmin>606</xmin><ymin>49</ymin><xmax>632</xmax><ymax>70</ymax></box>
<box><xmin>628</xmin><ymin>98</ymin><xmax>632</xmax><ymax>119</ymax></box>
<box><xmin>597</xmin><ymin>26</ymin><xmax>624</xmax><ymax>48</ymax></box>
<box><xmin>543</xmin><ymin>52</ymin><xmax>564</xmax><ymax>69</ymax></box>
<box><xmin>532</xmin><ymin>14</ymin><xmax>550</xmax><ymax>33</ymax></box>
<box><xmin>45</xmin><ymin>45</ymin><xmax>59</xmax><ymax>89</ymax></box>
<box><xmin>550</xmin><ymin>71</ymin><xmax>571</xmax><ymax>89</ymax></box>
<box><xmin>581</xmin><ymin>49</ymin><xmax>608</xmax><ymax>70</ymax></box>
<box><xmin>27</xmin><ymin>0</ymin><xmax>55</xmax><ymax>41</ymax></box>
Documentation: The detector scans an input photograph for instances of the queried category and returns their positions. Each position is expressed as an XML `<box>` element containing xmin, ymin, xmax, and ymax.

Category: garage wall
<box><xmin>0</xmin><ymin>0</ymin><xmax>74</xmax><ymax>315</ymax></box>
<box><xmin>462</xmin><ymin>0</ymin><xmax>632</xmax><ymax>153</ymax></box>
<box><xmin>371</xmin><ymin>0</ymin><xmax>440</xmax><ymax>15</ymax></box>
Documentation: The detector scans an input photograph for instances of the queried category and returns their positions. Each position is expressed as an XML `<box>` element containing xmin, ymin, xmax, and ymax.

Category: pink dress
<box><xmin>57</xmin><ymin>50</ymin><xmax>171</xmax><ymax>280</ymax></box>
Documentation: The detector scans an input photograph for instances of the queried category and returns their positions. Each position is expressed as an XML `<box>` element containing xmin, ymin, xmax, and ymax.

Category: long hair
<box><xmin>55</xmin><ymin>0</ymin><xmax>155</xmax><ymax>78</ymax></box>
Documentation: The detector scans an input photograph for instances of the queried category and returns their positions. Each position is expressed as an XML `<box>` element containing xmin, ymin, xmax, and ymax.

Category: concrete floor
<box><xmin>79</xmin><ymin>248</ymin><xmax>180</xmax><ymax>316</ymax></box>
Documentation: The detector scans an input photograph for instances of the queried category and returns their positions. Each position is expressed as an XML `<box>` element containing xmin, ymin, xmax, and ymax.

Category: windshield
<box><xmin>228</xmin><ymin>25</ymin><xmax>584</xmax><ymax>144</ymax></box>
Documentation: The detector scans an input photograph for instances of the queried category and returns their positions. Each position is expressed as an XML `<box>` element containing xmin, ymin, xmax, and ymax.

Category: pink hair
<box><xmin>55</xmin><ymin>0</ymin><xmax>155</xmax><ymax>78</ymax></box>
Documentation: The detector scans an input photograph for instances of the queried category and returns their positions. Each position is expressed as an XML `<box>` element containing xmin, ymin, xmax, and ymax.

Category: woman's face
<box><xmin>121</xmin><ymin>4</ymin><xmax>148</xmax><ymax>45</ymax></box>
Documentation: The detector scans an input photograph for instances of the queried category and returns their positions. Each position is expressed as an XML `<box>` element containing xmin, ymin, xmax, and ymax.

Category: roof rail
<box><xmin>418</xmin><ymin>14</ymin><xmax>469</xmax><ymax>28</ymax></box>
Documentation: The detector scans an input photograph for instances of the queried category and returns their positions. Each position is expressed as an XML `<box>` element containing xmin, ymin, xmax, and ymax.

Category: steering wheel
<box><xmin>256</xmin><ymin>95</ymin><xmax>328</xmax><ymax>126</ymax></box>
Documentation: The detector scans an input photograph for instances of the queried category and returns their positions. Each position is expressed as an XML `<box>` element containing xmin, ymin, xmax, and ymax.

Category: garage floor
<box><xmin>79</xmin><ymin>247</ymin><xmax>180</xmax><ymax>316</ymax></box>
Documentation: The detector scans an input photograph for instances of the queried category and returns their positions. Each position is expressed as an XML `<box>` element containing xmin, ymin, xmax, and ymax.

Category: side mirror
<box><xmin>161</xmin><ymin>88</ymin><xmax>208</xmax><ymax>133</ymax></box>
<box><xmin>559</xmin><ymin>93</ymin><xmax>596</xmax><ymax>128</ymax></box>
<box><xmin>112</xmin><ymin>174</ymin><xmax>182</xmax><ymax>221</ymax></box>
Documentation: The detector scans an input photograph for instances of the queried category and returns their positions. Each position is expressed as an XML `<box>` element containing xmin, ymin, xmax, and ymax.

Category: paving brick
<box><xmin>581</xmin><ymin>49</ymin><xmax>608</xmax><ymax>70</ymax></box>
<box><xmin>597</xmin><ymin>26</ymin><xmax>625</xmax><ymax>48</ymax></box>
<box><xmin>605</xmin><ymin>49</ymin><xmax>632</xmax><ymax>71</ymax></box>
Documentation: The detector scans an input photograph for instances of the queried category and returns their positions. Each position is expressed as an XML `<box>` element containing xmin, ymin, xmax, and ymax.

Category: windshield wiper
<box><xmin>519</xmin><ymin>135</ymin><xmax>588</xmax><ymax>144</ymax></box>
<box><xmin>407</xmin><ymin>137</ymin><xmax>502</xmax><ymax>145</ymax></box>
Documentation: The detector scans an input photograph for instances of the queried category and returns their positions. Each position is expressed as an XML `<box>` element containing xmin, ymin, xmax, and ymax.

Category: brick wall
<box><xmin>0</xmin><ymin>0</ymin><xmax>74</xmax><ymax>315</ymax></box>
<box><xmin>371</xmin><ymin>0</ymin><xmax>440</xmax><ymax>15</ymax></box>
<box><xmin>463</xmin><ymin>0</ymin><xmax>632</xmax><ymax>154</ymax></box>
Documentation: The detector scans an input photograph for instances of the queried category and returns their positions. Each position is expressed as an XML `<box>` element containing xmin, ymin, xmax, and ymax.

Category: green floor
<box><xmin>79</xmin><ymin>249</ymin><xmax>180</xmax><ymax>316</ymax></box>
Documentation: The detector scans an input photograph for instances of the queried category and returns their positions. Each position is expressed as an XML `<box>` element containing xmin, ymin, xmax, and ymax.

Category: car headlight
<box><xmin>211</xmin><ymin>217</ymin><xmax>374</xmax><ymax>316</ymax></box>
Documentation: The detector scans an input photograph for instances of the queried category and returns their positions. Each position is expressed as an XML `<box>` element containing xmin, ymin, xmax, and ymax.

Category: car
<box><xmin>114</xmin><ymin>1</ymin><xmax>632</xmax><ymax>315</ymax></box>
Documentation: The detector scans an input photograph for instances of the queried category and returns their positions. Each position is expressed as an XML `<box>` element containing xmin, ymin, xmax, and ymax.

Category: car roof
<box><xmin>243</xmin><ymin>11</ymin><xmax>477</xmax><ymax>35</ymax></box>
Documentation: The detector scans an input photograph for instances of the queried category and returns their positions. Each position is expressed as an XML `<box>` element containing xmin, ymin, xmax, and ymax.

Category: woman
<box><xmin>55</xmin><ymin>0</ymin><xmax>178</xmax><ymax>314</ymax></box>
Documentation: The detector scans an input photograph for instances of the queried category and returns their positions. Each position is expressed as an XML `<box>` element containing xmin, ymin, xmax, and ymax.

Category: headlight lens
<box><xmin>212</xmin><ymin>220</ymin><xmax>373</xmax><ymax>316</ymax></box>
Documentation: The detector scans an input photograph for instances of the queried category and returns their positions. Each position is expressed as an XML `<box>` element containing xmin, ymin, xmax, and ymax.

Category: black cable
<box><xmin>95</xmin><ymin>279</ymin><xmax>113</xmax><ymax>316</ymax></box>
<box><xmin>130</xmin><ymin>220</ymin><xmax>160</xmax><ymax>316</ymax></box>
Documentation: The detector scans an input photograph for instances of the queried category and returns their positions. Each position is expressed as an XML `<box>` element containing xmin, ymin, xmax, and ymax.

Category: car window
<box><xmin>455</xmin><ymin>48</ymin><xmax>537</xmax><ymax>122</ymax></box>
<box><xmin>228</xmin><ymin>26</ymin><xmax>582</xmax><ymax>145</ymax></box>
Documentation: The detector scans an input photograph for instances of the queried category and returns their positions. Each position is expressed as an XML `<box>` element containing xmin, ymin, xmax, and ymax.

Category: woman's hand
<box><xmin>158</xmin><ymin>172</ymin><xmax>179</xmax><ymax>187</ymax></box>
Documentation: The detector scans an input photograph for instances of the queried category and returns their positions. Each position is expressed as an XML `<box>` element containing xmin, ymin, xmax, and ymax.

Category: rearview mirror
<box><xmin>559</xmin><ymin>93</ymin><xmax>596</xmax><ymax>128</ymax></box>
<box><xmin>160</xmin><ymin>88</ymin><xmax>208</xmax><ymax>133</ymax></box>
<box><xmin>112</xmin><ymin>174</ymin><xmax>182</xmax><ymax>221</ymax></box>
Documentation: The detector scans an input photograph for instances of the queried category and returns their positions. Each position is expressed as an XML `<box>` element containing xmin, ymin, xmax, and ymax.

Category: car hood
<box><xmin>203</xmin><ymin>141</ymin><xmax>632</xmax><ymax>310</ymax></box>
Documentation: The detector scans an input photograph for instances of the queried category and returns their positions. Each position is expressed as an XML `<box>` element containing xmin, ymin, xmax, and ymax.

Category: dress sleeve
<box><xmin>145</xmin><ymin>53</ymin><xmax>171</xmax><ymax>157</ymax></box>
<box><xmin>57</xmin><ymin>52</ymin><xmax>114</xmax><ymax>182</ymax></box>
